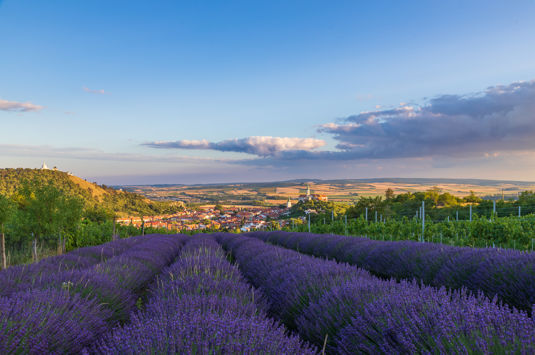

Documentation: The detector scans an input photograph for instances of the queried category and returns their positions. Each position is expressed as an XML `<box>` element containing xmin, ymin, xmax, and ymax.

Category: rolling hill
<box><xmin>0</xmin><ymin>168</ymin><xmax>183</xmax><ymax>217</ymax></box>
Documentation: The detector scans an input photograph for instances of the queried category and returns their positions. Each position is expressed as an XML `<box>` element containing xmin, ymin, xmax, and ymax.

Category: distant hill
<box><xmin>118</xmin><ymin>177</ymin><xmax>535</xmax><ymax>189</ymax></box>
<box><xmin>0</xmin><ymin>168</ymin><xmax>183</xmax><ymax>217</ymax></box>
<box><xmin>119</xmin><ymin>177</ymin><xmax>535</xmax><ymax>206</ymax></box>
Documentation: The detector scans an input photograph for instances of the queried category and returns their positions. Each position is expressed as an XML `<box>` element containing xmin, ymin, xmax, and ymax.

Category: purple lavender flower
<box><xmin>0</xmin><ymin>289</ymin><xmax>110</xmax><ymax>354</ymax></box>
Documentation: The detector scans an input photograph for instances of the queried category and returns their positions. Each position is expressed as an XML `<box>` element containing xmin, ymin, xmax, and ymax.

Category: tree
<box><xmin>56</xmin><ymin>194</ymin><xmax>84</xmax><ymax>253</ymax></box>
<box><xmin>385</xmin><ymin>188</ymin><xmax>395</xmax><ymax>201</ymax></box>
<box><xmin>437</xmin><ymin>192</ymin><xmax>459</xmax><ymax>207</ymax></box>
<box><xmin>16</xmin><ymin>180</ymin><xmax>83</xmax><ymax>261</ymax></box>
<box><xmin>425</xmin><ymin>187</ymin><xmax>442</xmax><ymax>206</ymax></box>
<box><xmin>17</xmin><ymin>181</ymin><xmax>61</xmax><ymax>261</ymax></box>
<box><xmin>517</xmin><ymin>191</ymin><xmax>535</xmax><ymax>205</ymax></box>
<box><xmin>0</xmin><ymin>194</ymin><xmax>13</xmax><ymax>269</ymax></box>
<box><xmin>464</xmin><ymin>190</ymin><xmax>482</xmax><ymax>203</ymax></box>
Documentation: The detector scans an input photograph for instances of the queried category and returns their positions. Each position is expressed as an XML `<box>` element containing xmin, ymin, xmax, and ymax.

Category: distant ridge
<box><xmin>117</xmin><ymin>177</ymin><xmax>535</xmax><ymax>188</ymax></box>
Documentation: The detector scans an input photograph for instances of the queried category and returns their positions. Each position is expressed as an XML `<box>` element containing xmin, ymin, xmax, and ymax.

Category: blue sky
<box><xmin>1</xmin><ymin>0</ymin><xmax>535</xmax><ymax>184</ymax></box>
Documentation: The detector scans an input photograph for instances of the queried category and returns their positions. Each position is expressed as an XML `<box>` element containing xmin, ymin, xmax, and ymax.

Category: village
<box><xmin>116</xmin><ymin>185</ymin><xmax>328</xmax><ymax>232</ymax></box>
<box><xmin>116</xmin><ymin>205</ymin><xmax>291</xmax><ymax>232</ymax></box>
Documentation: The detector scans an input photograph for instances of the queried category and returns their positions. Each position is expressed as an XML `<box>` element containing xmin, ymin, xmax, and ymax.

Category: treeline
<box><xmin>291</xmin><ymin>187</ymin><xmax>535</xmax><ymax>221</ymax></box>
<box><xmin>286</xmin><ymin>188</ymin><xmax>535</xmax><ymax>251</ymax></box>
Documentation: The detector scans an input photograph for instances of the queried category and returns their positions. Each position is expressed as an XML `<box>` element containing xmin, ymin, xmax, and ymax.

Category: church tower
<box><xmin>41</xmin><ymin>162</ymin><xmax>49</xmax><ymax>170</ymax></box>
<box><xmin>306</xmin><ymin>184</ymin><xmax>311</xmax><ymax>196</ymax></box>
<box><xmin>287</xmin><ymin>198</ymin><xmax>292</xmax><ymax>208</ymax></box>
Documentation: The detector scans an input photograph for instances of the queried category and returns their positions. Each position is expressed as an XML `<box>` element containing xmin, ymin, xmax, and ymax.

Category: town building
<box><xmin>298</xmin><ymin>184</ymin><xmax>328</xmax><ymax>202</ymax></box>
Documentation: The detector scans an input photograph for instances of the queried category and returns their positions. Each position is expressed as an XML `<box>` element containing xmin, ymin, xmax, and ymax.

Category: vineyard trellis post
<box><xmin>519</xmin><ymin>206</ymin><xmax>521</xmax><ymax>217</ymax></box>
<box><xmin>1</xmin><ymin>226</ymin><xmax>5</xmax><ymax>269</ymax></box>
<box><xmin>421</xmin><ymin>201</ymin><xmax>425</xmax><ymax>242</ymax></box>
<box><xmin>470</xmin><ymin>205</ymin><xmax>473</xmax><ymax>222</ymax></box>
<box><xmin>365</xmin><ymin>207</ymin><xmax>368</xmax><ymax>222</ymax></box>
<box><xmin>31</xmin><ymin>233</ymin><xmax>37</xmax><ymax>262</ymax></box>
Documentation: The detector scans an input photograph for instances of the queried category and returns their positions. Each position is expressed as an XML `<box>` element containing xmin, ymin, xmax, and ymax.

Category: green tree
<box><xmin>424</xmin><ymin>187</ymin><xmax>441</xmax><ymax>206</ymax></box>
<box><xmin>464</xmin><ymin>190</ymin><xmax>482</xmax><ymax>203</ymax></box>
<box><xmin>437</xmin><ymin>192</ymin><xmax>459</xmax><ymax>207</ymax></box>
<box><xmin>16</xmin><ymin>180</ymin><xmax>83</xmax><ymax>261</ymax></box>
<box><xmin>517</xmin><ymin>191</ymin><xmax>535</xmax><ymax>205</ymax></box>
<box><xmin>56</xmin><ymin>194</ymin><xmax>84</xmax><ymax>253</ymax></box>
<box><xmin>0</xmin><ymin>194</ymin><xmax>13</xmax><ymax>269</ymax></box>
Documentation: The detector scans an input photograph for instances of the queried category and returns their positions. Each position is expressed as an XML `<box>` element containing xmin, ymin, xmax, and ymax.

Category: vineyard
<box><xmin>289</xmin><ymin>214</ymin><xmax>535</xmax><ymax>251</ymax></box>
<box><xmin>1</xmin><ymin>231</ymin><xmax>534</xmax><ymax>354</ymax></box>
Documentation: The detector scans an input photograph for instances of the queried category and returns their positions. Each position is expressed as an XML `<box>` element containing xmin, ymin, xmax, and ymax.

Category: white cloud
<box><xmin>83</xmin><ymin>87</ymin><xmax>108</xmax><ymax>95</ymax></box>
<box><xmin>144</xmin><ymin>136</ymin><xmax>326</xmax><ymax>157</ymax></box>
<box><xmin>0</xmin><ymin>99</ymin><xmax>43</xmax><ymax>112</ymax></box>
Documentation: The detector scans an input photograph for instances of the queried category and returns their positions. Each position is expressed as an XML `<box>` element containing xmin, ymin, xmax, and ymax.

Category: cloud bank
<box><xmin>317</xmin><ymin>80</ymin><xmax>535</xmax><ymax>160</ymax></box>
<box><xmin>0</xmin><ymin>99</ymin><xmax>43</xmax><ymax>112</ymax></box>
<box><xmin>143</xmin><ymin>79</ymin><xmax>535</xmax><ymax>165</ymax></box>
<box><xmin>144</xmin><ymin>136</ymin><xmax>326</xmax><ymax>157</ymax></box>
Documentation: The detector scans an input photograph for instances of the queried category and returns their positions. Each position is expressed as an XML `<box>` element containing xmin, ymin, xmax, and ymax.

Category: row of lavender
<box><xmin>218</xmin><ymin>233</ymin><xmax>535</xmax><ymax>354</ymax></box>
<box><xmin>0</xmin><ymin>234</ymin><xmax>185</xmax><ymax>354</ymax></box>
<box><xmin>87</xmin><ymin>236</ymin><xmax>317</xmax><ymax>354</ymax></box>
<box><xmin>0</xmin><ymin>235</ymin><xmax>151</xmax><ymax>297</ymax></box>
<box><xmin>248</xmin><ymin>231</ymin><xmax>535</xmax><ymax>313</ymax></box>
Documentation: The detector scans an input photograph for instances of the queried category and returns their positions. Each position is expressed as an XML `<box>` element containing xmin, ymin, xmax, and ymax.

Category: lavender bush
<box><xmin>87</xmin><ymin>236</ymin><xmax>317</xmax><ymax>354</ymax></box>
<box><xmin>249</xmin><ymin>231</ymin><xmax>535</xmax><ymax>312</ymax></box>
<box><xmin>0</xmin><ymin>289</ymin><xmax>110</xmax><ymax>354</ymax></box>
<box><xmin>0</xmin><ymin>235</ymin><xmax>148</xmax><ymax>297</ymax></box>
<box><xmin>0</xmin><ymin>234</ymin><xmax>187</xmax><ymax>353</ymax></box>
<box><xmin>219</xmin><ymin>233</ymin><xmax>535</xmax><ymax>354</ymax></box>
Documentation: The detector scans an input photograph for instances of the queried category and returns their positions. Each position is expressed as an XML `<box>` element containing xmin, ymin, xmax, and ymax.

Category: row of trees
<box><xmin>291</xmin><ymin>188</ymin><xmax>535</xmax><ymax>222</ymax></box>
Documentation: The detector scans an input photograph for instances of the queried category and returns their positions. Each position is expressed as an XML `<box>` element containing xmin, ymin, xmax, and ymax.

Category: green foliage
<box><xmin>287</xmin><ymin>213</ymin><xmax>535</xmax><ymax>251</ymax></box>
<box><xmin>286</xmin><ymin>187</ymin><xmax>535</xmax><ymax>251</ymax></box>
<box><xmin>518</xmin><ymin>191</ymin><xmax>535</xmax><ymax>205</ymax></box>
<box><xmin>0</xmin><ymin>194</ymin><xmax>13</xmax><ymax>228</ymax></box>
<box><xmin>13</xmin><ymin>180</ymin><xmax>80</xmax><ymax>241</ymax></box>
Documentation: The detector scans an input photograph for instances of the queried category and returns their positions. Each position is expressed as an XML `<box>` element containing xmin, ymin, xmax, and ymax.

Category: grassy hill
<box><xmin>0</xmin><ymin>168</ymin><xmax>183</xmax><ymax>217</ymax></box>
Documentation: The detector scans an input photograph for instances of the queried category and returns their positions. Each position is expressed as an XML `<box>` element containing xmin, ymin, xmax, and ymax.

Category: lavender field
<box><xmin>1</xmin><ymin>232</ymin><xmax>534</xmax><ymax>354</ymax></box>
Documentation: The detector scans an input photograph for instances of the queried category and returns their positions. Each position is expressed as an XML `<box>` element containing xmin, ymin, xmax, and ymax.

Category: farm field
<box><xmin>120</xmin><ymin>178</ymin><xmax>535</xmax><ymax>205</ymax></box>
<box><xmin>1</xmin><ymin>232</ymin><xmax>534</xmax><ymax>354</ymax></box>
